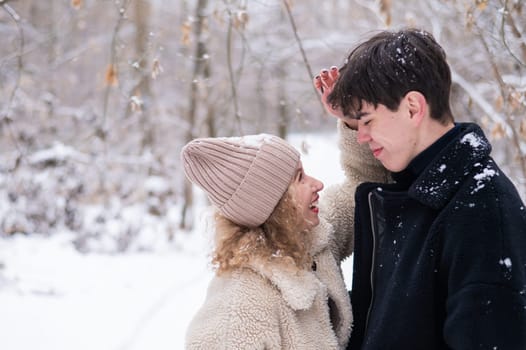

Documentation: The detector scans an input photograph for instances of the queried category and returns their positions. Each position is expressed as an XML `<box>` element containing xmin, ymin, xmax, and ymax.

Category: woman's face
<box><xmin>289</xmin><ymin>161</ymin><xmax>324</xmax><ymax>230</ymax></box>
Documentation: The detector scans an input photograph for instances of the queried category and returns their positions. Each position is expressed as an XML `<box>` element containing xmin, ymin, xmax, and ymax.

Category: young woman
<box><xmin>181</xmin><ymin>134</ymin><xmax>352</xmax><ymax>349</ymax></box>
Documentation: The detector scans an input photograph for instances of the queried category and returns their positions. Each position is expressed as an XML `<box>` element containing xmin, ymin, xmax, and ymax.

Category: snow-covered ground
<box><xmin>0</xmin><ymin>131</ymin><xmax>352</xmax><ymax>350</ymax></box>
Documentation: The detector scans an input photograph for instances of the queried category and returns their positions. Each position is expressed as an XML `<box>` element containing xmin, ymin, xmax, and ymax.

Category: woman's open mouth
<box><xmin>309</xmin><ymin>199</ymin><xmax>319</xmax><ymax>213</ymax></box>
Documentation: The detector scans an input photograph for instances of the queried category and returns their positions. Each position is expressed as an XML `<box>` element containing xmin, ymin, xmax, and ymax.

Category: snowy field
<box><xmin>0</xmin><ymin>131</ymin><xmax>352</xmax><ymax>350</ymax></box>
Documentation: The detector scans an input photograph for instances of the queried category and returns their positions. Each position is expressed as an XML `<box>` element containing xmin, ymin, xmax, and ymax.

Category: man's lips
<box><xmin>372</xmin><ymin>147</ymin><xmax>383</xmax><ymax>158</ymax></box>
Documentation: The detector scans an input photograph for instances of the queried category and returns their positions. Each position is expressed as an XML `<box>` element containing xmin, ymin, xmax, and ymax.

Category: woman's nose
<box><xmin>313</xmin><ymin>178</ymin><xmax>324</xmax><ymax>192</ymax></box>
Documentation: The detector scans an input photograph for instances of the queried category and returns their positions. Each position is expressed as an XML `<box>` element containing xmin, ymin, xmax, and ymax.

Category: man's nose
<box><xmin>357</xmin><ymin>126</ymin><xmax>370</xmax><ymax>144</ymax></box>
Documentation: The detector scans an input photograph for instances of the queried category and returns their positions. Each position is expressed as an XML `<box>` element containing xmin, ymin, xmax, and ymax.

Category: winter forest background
<box><xmin>0</xmin><ymin>0</ymin><xmax>525</xmax><ymax>349</ymax></box>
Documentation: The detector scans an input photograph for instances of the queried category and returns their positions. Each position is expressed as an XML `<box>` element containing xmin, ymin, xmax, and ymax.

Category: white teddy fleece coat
<box><xmin>186</xmin><ymin>122</ymin><xmax>388</xmax><ymax>349</ymax></box>
<box><xmin>185</xmin><ymin>219</ymin><xmax>351</xmax><ymax>350</ymax></box>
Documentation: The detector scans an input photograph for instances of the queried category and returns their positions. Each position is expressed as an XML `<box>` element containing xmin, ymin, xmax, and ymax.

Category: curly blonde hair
<box><xmin>211</xmin><ymin>188</ymin><xmax>313</xmax><ymax>275</ymax></box>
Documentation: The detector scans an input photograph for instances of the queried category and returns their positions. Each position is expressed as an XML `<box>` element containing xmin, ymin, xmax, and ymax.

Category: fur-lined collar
<box><xmin>247</xmin><ymin>219</ymin><xmax>334</xmax><ymax>310</ymax></box>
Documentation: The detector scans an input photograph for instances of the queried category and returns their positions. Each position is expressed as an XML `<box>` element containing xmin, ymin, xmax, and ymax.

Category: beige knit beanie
<box><xmin>181</xmin><ymin>134</ymin><xmax>300</xmax><ymax>227</ymax></box>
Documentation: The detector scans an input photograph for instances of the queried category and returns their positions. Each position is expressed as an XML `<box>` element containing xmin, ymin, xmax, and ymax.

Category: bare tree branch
<box><xmin>500</xmin><ymin>0</ymin><xmax>526</xmax><ymax>68</ymax></box>
<box><xmin>450</xmin><ymin>69</ymin><xmax>508</xmax><ymax>130</ymax></box>
<box><xmin>281</xmin><ymin>0</ymin><xmax>326</xmax><ymax>118</ymax></box>
<box><xmin>474</xmin><ymin>21</ymin><xmax>526</xmax><ymax>183</ymax></box>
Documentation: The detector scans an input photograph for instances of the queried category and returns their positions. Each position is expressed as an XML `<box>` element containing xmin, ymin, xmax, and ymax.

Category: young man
<box><xmin>315</xmin><ymin>28</ymin><xmax>526</xmax><ymax>349</ymax></box>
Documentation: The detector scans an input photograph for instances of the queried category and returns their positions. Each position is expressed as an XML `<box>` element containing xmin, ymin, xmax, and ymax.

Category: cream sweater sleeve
<box><xmin>321</xmin><ymin>120</ymin><xmax>390</xmax><ymax>262</ymax></box>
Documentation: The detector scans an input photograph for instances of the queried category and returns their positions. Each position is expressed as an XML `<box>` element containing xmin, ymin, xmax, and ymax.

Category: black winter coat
<box><xmin>348</xmin><ymin>123</ymin><xmax>526</xmax><ymax>350</ymax></box>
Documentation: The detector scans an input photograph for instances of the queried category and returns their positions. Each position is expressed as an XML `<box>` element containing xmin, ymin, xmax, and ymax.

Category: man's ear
<box><xmin>405</xmin><ymin>91</ymin><xmax>427</xmax><ymax>125</ymax></box>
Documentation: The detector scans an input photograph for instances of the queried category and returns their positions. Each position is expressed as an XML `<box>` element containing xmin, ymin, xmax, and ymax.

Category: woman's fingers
<box><xmin>314</xmin><ymin>75</ymin><xmax>324</xmax><ymax>94</ymax></box>
<box><xmin>320</xmin><ymin>69</ymin><xmax>331</xmax><ymax>88</ymax></box>
<box><xmin>313</xmin><ymin>66</ymin><xmax>345</xmax><ymax>119</ymax></box>
<box><xmin>330</xmin><ymin>66</ymin><xmax>339</xmax><ymax>80</ymax></box>
<box><xmin>314</xmin><ymin>66</ymin><xmax>340</xmax><ymax>95</ymax></box>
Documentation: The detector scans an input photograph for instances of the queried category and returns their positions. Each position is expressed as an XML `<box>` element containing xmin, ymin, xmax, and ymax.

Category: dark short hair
<box><xmin>328</xmin><ymin>28</ymin><xmax>453</xmax><ymax>124</ymax></box>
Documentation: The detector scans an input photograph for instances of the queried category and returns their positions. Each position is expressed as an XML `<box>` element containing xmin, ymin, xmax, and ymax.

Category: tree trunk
<box><xmin>180</xmin><ymin>0</ymin><xmax>209</xmax><ymax>230</ymax></box>
<box><xmin>278</xmin><ymin>65</ymin><xmax>288</xmax><ymax>140</ymax></box>
<box><xmin>133</xmin><ymin>0</ymin><xmax>154</xmax><ymax>152</ymax></box>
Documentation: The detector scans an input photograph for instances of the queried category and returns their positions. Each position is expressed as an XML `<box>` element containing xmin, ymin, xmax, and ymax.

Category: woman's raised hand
<box><xmin>313</xmin><ymin>66</ymin><xmax>345</xmax><ymax>120</ymax></box>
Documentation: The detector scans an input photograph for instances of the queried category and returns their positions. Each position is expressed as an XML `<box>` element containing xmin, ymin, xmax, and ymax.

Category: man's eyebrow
<box><xmin>350</xmin><ymin>111</ymin><xmax>369</xmax><ymax>120</ymax></box>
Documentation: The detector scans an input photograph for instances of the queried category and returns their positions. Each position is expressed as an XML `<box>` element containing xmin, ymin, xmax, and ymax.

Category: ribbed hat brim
<box><xmin>181</xmin><ymin>134</ymin><xmax>300</xmax><ymax>227</ymax></box>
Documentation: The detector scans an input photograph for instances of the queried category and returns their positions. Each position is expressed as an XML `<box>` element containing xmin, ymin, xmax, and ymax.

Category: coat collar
<box><xmin>247</xmin><ymin>219</ymin><xmax>333</xmax><ymax>311</ymax></box>
<box><xmin>409</xmin><ymin>122</ymin><xmax>493</xmax><ymax>209</ymax></box>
